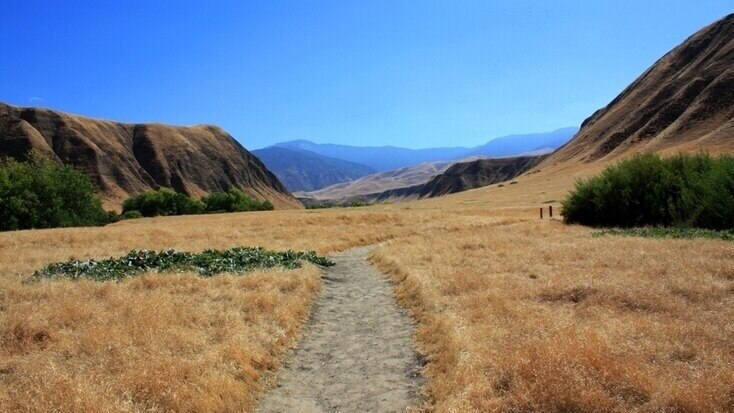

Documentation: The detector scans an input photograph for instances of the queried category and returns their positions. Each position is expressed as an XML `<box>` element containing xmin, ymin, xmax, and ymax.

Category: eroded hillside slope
<box><xmin>0</xmin><ymin>102</ymin><xmax>300</xmax><ymax>209</ymax></box>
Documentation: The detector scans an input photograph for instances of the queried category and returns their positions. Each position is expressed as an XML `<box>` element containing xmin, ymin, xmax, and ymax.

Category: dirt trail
<box><xmin>257</xmin><ymin>246</ymin><xmax>423</xmax><ymax>413</ymax></box>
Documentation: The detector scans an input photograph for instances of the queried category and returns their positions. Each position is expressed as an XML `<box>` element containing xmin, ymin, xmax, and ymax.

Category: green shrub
<box><xmin>122</xmin><ymin>188</ymin><xmax>205</xmax><ymax>217</ymax></box>
<box><xmin>121</xmin><ymin>187</ymin><xmax>273</xmax><ymax>218</ymax></box>
<box><xmin>105</xmin><ymin>210</ymin><xmax>121</xmax><ymax>224</ymax></box>
<box><xmin>306</xmin><ymin>203</ymin><xmax>337</xmax><ymax>209</ymax></box>
<box><xmin>0</xmin><ymin>153</ymin><xmax>109</xmax><ymax>231</ymax></box>
<box><xmin>119</xmin><ymin>210</ymin><xmax>143</xmax><ymax>220</ymax></box>
<box><xmin>562</xmin><ymin>153</ymin><xmax>734</xmax><ymax>230</ymax></box>
<box><xmin>260</xmin><ymin>200</ymin><xmax>274</xmax><ymax>211</ymax></box>
<box><xmin>202</xmin><ymin>188</ymin><xmax>273</xmax><ymax>213</ymax></box>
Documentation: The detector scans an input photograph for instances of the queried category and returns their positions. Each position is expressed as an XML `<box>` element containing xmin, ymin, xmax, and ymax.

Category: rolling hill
<box><xmin>300</xmin><ymin>155</ymin><xmax>545</xmax><ymax>205</ymax></box>
<box><xmin>418</xmin><ymin>155</ymin><xmax>547</xmax><ymax>198</ymax></box>
<box><xmin>543</xmin><ymin>13</ymin><xmax>734</xmax><ymax>168</ymax></box>
<box><xmin>297</xmin><ymin>159</ymin><xmax>459</xmax><ymax>204</ymax></box>
<box><xmin>0</xmin><ymin>102</ymin><xmax>300</xmax><ymax>209</ymax></box>
<box><xmin>252</xmin><ymin>146</ymin><xmax>376</xmax><ymax>192</ymax></box>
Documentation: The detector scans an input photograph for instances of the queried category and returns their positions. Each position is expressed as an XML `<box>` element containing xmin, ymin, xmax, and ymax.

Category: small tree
<box><xmin>0</xmin><ymin>153</ymin><xmax>109</xmax><ymax>231</ymax></box>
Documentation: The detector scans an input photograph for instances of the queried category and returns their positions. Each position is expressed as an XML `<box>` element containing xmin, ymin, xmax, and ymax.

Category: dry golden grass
<box><xmin>0</xmin><ymin>208</ymin><xmax>412</xmax><ymax>277</ymax></box>
<box><xmin>2</xmin><ymin>172</ymin><xmax>734</xmax><ymax>412</ymax></box>
<box><xmin>0</xmin><ymin>268</ymin><xmax>320</xmax><ymax>412</ymax></box>
<box><xmin>371</xmin><ymin>215</ymin><xmax>734</xmax><ymax>412</ymax></box>
<box><xmin>0</xmin><ymin>208</ymin><xmax>416</xmax><ymax>413</ymax></box>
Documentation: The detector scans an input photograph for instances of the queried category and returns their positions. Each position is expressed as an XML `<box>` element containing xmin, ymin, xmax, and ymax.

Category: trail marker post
<box><xmin>549</xmin><ymin>205</ymin><xmax>553</xmax><ymax>218</ymax></box>
<box><xmin>539</xmin><ymin>207</ymin><xmax>543</xmax><ymax>219</ymax></box>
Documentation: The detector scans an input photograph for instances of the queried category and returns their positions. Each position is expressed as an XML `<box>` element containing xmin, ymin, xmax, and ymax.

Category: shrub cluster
<box><xmin>33</xmin><ymin>247</ymin><xmax>334</xmax><ymax>281</ymax></box>
<box><xmin>305</xmin><ymin>201</ymin><xmax>372</xmax><ymax>209</ymax></box>
<box><xmin>122</xmin><ymin>188</ymin><xmax>204</xmax><ymax>217</ymax></box>
<box><xmin>122</xmin><ymin>187</ymin><xmax>273</xmax><ymax>218</ymax></box>
<box><xmin>0</xmin><ymin>156</ymin><xmax>276</xmax><ymax>231</ymax></box>
<box><xmin>562</xmin><ymin>153</ymin><xmax>734</xmax><ymax>229</ymax></box>
<box><xmin>202</xmin><ymin>188</ymin><xmax>274</xmax><ymax>213</ymax></box>
<box><xmin>0</xmin><ymin>154</ymin><xmax>110</xmax><ymax>231</ymax></box>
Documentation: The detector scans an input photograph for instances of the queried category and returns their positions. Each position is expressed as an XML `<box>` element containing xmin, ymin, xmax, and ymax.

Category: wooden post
<box><xmin>549</xmin><ymin>205</ymin><xmax>553</xmax><ymax>218</ymax></box>
<box><xmin>539</xmin><ymin>207</ymin><xmax>543</xmax><ymax>219</ymax></box>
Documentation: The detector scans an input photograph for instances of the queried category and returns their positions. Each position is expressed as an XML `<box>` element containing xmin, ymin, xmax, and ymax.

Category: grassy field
<box><xmin>1</xmin><ymin>169</ymin><xmax>733</xmax><ymax>412</ymax></box>
<box><xmin>372</xmin><ymin>219</ymin><xmax>734</xmax><ymax>411</ymax></box>
<box><xmin>0</xmin><ymin>209</ymin><xmax>411</xmax><ymax>412</ymax></box>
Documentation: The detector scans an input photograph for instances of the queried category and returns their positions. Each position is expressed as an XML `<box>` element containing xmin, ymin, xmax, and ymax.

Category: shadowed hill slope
<box><xmin>252</xmin><ymin>146</ymin><xmax>376</xmax><ymax>192</ymax></box>
<box><xmin>544</xmin><ymin>13</ymin><xmax>734</xmax><ymax>169</ymax></box>
<box><xmin>419</xmin><ymin>155</ymin><xmax>547</xmax><ymax>198</ymax></box>
<box><xmin>301</xmin><ymin>155</ymin><xmax>545</xmax><ymax>205</ymax></box>
<box><xmin>0</xmin><ymin>102</ymin><xmax>300</xmax><ymax>209</ymax></box>
<box><xmin>298</xmin><ymin>160</ymin><xmax>457</xmax><ymax>203</ymax></box>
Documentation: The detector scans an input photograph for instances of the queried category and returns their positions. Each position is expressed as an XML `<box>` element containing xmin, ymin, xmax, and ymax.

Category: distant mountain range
<box><xmin>252</xmin><ymin>147</ymin><xmax>376</xmax><ymax>192</ymax></box>
<box><xmin>255</xmin><ymin>127</ymin><xmax>577</xmax><ymax>192</ymax></box>
<box><xmin>464</xmin><ymin>128</ymin><xmax>577</xmax><ymax>158</ymax></box>
<box><xmin>271</xmin><ymin>127</ymin><xmax>577</xmax><ymax>172</ymax></box>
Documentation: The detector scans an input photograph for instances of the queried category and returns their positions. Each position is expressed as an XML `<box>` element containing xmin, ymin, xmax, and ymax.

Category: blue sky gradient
<box><xmin>1</xmin><ymin>1</ymin><xmax>731</xmax><ymax>149</ymax></box>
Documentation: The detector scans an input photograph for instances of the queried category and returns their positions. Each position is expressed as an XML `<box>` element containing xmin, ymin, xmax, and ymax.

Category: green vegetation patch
<box><xmin>562</xmin><ymin>153</ymin><xmax>734</xmax><ymax>230</ymax></box>
<box><xmin>33</xmin><ymin>247</ymin><xmax>335</xmax><ymax>281</ymax></box>
<box><xmin>0</xmin><ymin>152</ymin><xmax>111</xmax><ymax>231</ymax></box>
<box><xmin>203</xmin><ymin>188</ymin><xmax>274</xmax><ymax>213</ymax></box>
<box><xmin>121</xmin><ymin>187</ymin><xmax>274</xmax><ymax>218</ymax></box>
<box><xmin>305</xmin><ymin>201</ymin><xmax>373</xmax><ymax>209</ymax></box>
<box><xmin>592</xmin><ymin>227</ymin><xmax>734</xmax><ymax>242</ymax></box>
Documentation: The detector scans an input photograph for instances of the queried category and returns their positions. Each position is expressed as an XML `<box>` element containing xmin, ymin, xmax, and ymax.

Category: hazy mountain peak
<box><xmin>267</xmin><ymin>127</ymin><xmax>577</xmax><ymax>171</ymax></box>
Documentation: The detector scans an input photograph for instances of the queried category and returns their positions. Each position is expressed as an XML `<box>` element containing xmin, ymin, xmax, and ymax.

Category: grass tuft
<box><xmin>33</xmin><ymin>247</ymin><xmax>334</xmax><ymax>281</ymax></box>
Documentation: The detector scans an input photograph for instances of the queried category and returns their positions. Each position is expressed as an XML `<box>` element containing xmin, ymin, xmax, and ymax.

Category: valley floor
<box><xmin>1</xmin><ymin>178</ymin><xmax>733</xmax><ymax>412</ymax></box>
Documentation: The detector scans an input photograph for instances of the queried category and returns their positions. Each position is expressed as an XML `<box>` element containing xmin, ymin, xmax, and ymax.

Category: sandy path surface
<box><xmin>257</xmin><ymin>246</ymin><xmax>424</xmax><ymax>413</ymax></box>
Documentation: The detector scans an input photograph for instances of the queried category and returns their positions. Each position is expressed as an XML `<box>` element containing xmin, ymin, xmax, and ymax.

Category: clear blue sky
<box><xmin>1</xmin><ymin>1</ymin><xmax>731</xmax><ymax>149</ymax></box>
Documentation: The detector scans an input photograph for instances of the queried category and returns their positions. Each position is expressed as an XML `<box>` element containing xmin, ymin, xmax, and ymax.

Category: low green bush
<box><xmin>0</xmin><ymin>153</ymin><xmax>111</xmax><ymax>230</ymax></box>
<box><xmin>33</xmin><ymin>247</ymin><xmax>334</xmax><ymax>281</ymax></box>
<box><xmin>122</xmin><ymin>188</ymin><xmax>205</xmax><ymax>217</ymax></box>
<box><xmin>202</xmin><ymin>188</ymin><xmax>274</xmax><ymax>213</ymax></box>
<box><xmin>119</xmin><ymin>210</ymin><xmax>143</xmax><ymax>220</ymax></box>
<box><xmin>122</xmin><ymin>187</ymin><xmax>273</xmax><ymax>218</ymax></box>
<box><xmin>305</xmin><ymin>201</ymin><xmax>373</xmax><ymax>209</ymax></box>
<box><xmin>562</xmin><ymin>153</ymin><xmax>734</xmax><ymax>230</ymax></box>
<box><xmin>306</xmin><ymin>203</ymin><xmax>337</xmax><ymax>209</ymax></box>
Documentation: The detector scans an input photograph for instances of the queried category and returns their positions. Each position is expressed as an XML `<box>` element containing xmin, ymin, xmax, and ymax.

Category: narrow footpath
<box><xmin>257</xmin><ymin>246</ymin><xmax>423</xmax><ymax>413</ymax></box>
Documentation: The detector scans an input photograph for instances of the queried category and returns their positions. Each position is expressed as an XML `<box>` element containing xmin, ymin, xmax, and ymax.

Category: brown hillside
<box><xmin>544</xmin><ymin>13</ymin><xmax>734</xmax><ymax>169</ymax></box>
<box><xmin>304</xmin><ymin>155</ymin><xmax>545</xmax><ymax>205</ymax></box>
<box><xmin>298</xmin><ymin>160</ymin><xmax>457</xmax><ymax>203</ymax></box>
<box><xmin>0</xmin><ymin>102</ymin><xmax>300</xmax><ymax>209</ymax></box>
<box><xmin>419</xmin><ymin>155</ymin><xmax>546</xmax><ymax>198</ymax></box>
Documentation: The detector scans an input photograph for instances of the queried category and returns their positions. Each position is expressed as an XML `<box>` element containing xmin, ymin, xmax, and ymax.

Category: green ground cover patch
<box><xmin>33</xmin><ymin>247</ymin><xmax>335</xmax><ymax>281</ymax></box>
